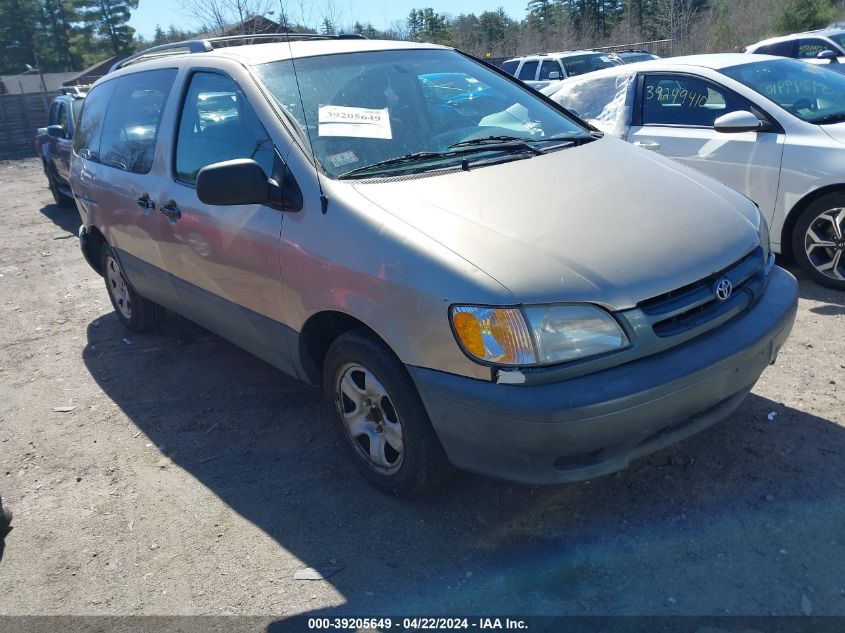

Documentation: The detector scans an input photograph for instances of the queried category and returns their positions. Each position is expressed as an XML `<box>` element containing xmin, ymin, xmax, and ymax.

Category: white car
<box><xmin>500</xmin><ymin>51</ymin><xmax>623</xmax><ymax>90</ymax></box>
<box><xmin>543</xmin><ymin>54</ymin><xmax>845</xmax><ymax>288</ymax></box>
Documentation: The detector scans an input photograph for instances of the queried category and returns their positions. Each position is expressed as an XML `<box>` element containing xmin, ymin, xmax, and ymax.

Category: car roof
<box><xmin>180</xmin><ymin>38</ymin><xmax>447</xmax><ymax>66</ymax></box>
<box><xmin>751</xmin><ymin>29</ymin><xmax>845</xmax><ymax>46</ymax></box>
<box><xmin>596</xmin><ymin>52</ymin><xmax>780</xmax><ymax>71</ymax></box>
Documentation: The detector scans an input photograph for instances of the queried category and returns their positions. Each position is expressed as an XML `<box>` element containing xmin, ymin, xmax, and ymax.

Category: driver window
<box><xmin>175</xmin><ymin>72</ymin><xmax>274</xmax><ymax>184</ymax></box>
<box><xmin>796</xmin><ymin>38</ymin><xmax>830</xmax><ymax>59</ymax></box>
<box><xmin>539</xmin><ymin>60</ymin><xmax>563</xmax><ymax>80</ymax></box>
<box><xmin>642</xmin><ymin>74</ymin><xmax>747</xmax><ymax>127</ymax></box>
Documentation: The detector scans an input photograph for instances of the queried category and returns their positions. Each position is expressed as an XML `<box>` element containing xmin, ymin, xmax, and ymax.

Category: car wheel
<box><xmin>792</xmin><ymin>194</ymin><xmax>845</xmax><ymax>290</ymax></box>
<box><xmin>48</xmin><ymin>171</ymin><xmax>74</xmax><ymax>208</ymax></box>
<box><xmin>101</xmin><ymin>247</ymin><xmax>165</xmax><ymax>332</ymax></box>
<box><xmin>323</xmin><ymin>330</ymin><xmax>453</xmax><ymax>496</ymax></box>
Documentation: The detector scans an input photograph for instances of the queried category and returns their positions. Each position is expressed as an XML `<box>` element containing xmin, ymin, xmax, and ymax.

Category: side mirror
<box><xmin>197</xmin><ymin>159</ymin><xmax>271</xmax><ymax>206</ymax></box>
<box><xmin>817</xmin><ymin>50</ymin><xmax>839</xmax><ymax>63</ymax></box>
<box><xmin>547</xmin><ymin>71</ymin><xmax>561</xmax><ymax>80</ymax></box>
<box><xmin>714</xmin><ymin>110</ymin><xmax>764</xmax><ymax>133</ymax></box>
<box><xmin>47</xmin><ymin>125</ymin><xmax>65</xmax><ymax>139</ymax></box>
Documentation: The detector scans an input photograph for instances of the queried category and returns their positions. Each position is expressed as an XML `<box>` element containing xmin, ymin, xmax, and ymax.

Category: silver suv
<box><xmin>73</xmin><ymin>35</ymin><xmax>798</xmax><ymax>495</ymax></box>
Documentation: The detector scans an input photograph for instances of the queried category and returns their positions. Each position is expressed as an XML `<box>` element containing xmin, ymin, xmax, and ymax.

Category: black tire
<box><xmin>323</xmin><ymin>330</ymin><xmax>453</xmax><ymax>496</ymax></box>
<box><xmin>48</xmin><ymin>171</ymin><xmax>74</xmax><ymax>208</ymax></box>
<box><xmin>0</xmin><ymin>496</ymin><xmax>10</xmax><ymax>530</ymax></box>
<box><xmin>100</xmin><ymin>246</ymin><xmax>165</xmax><ymax>332</ymax></box>
<box><xmin>792</xmin><ymin>193</ymin><xmax>845</xmax><ymax>290</ymax></box>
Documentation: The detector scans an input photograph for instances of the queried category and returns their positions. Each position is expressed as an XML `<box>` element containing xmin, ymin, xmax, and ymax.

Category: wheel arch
<box><xmin>782</xmin><ymin>184</ymin><xmax>845</xmax><ymax>258</ymax></box>
<box><xmin>80</xmin><ymin>225</ymin><xmax>107</xmax><ymax>276</ymax></box>
<box><xmin>297</xmin><ymin>310</ymin><xmax>395</xmax><ymax>387</ymax></box>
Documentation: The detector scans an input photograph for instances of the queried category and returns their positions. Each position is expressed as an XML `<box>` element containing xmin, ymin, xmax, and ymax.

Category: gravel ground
<box><xmin>0</xmin><ymin>157</ymin><xmax>843</xmax><ymax>619</ymax></box>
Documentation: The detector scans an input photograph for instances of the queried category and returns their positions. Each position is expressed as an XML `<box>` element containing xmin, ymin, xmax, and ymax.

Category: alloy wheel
<box><xmin>334</xmin><ymin>362</ymin><xmax>404</xmax><ymax>475</ymax></box>
<box><xmin>804</xmin><ymin>207</ymin><xmax>845</xmax><ymax>282</ymax></box>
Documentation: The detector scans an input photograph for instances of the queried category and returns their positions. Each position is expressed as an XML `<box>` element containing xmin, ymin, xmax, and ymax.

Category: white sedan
<box><xmin>543</xmin><ymin>54</ymin><xmax>845</xmax><ymax>289</ymax></box>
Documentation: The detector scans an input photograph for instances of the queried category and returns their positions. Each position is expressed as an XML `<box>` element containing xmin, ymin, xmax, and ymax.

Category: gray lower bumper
<box><xmin>409</xmin><ymin>266</ymin><xmax>798</xmax><ymax>485</ymax></box>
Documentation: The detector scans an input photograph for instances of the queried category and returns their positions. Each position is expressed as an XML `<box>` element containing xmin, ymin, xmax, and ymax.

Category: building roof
<box><xmin>0</xmin><ymin>72</ymin><xmax>79</xmax><ymax>94</ymax></box>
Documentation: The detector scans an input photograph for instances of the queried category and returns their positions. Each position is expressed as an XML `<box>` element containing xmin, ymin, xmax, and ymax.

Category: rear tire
<box><xmin>48</xmin><ymin>171</ymin><xmax>74</xmax><ymax>208</ymax></box>
<box><xmin>792</xmin><ymin>193</ymin><xmax>845</xmax><ymax>290</ymax></box>
<box><xmin>323</xmin><ymin>330</ymin><xmax>453</xmax><ymax>496</ymax></box>
<box><xmin>101</xmin><ymin>247</ymin><xmax>165</xmax><ymax>332</ymax></box>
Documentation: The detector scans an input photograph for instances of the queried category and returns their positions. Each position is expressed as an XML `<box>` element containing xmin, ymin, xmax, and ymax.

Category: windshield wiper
<box><xmin>448</xmin><ymin>133</ymin><xmax>592</xmax><ymax>150</ymax></box>
<box><xmin>809</xmin><ymin>112</ymin><xmax>845</xmax><ymax>125</ymax></box>
<box><xmin>338</xmin><ymin>143</ymin><xmax>541</xmax><ymax>180</ymax></box>
<box><xmin>338</xmin><ymin>151</ymin><xmax>454</xmax><ymax>180</ymax></box>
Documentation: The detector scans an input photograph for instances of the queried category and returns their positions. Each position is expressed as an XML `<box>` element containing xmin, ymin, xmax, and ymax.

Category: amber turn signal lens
<box><xmin>452</xmin><ymin>311</ymin><xmax>486</xmax><ymax>357</ymax></box>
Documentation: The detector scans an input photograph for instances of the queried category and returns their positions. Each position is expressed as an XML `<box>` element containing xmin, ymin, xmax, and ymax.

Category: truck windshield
<box><xmin>721</xmin><ymin>58</ymin><xmax>845</xmax><ymax>124</ymax></box>
<box><xmin>254</xmin><ymin>48</ymin><xmax>591</xmax><ymax>178</ymax></box>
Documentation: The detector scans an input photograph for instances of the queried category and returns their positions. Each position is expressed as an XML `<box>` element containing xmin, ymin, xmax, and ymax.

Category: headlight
<box><xmin>450</xmin><ymin>304</ymin><xmax>629</xmax><ymax>367</ymax></box>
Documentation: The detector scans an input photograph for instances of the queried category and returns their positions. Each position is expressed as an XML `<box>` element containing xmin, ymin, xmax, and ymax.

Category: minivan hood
<box><xmin>351</xmin><ymin>136</ymin><xmax>760</xmax><ymax>309</ymax></box>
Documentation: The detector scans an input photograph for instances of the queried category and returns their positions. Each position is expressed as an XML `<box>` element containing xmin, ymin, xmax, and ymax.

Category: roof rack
<box><xmin>110</xmin><ymin>32</ymin><xmax>366</xmax><ymax>73</ymax></box>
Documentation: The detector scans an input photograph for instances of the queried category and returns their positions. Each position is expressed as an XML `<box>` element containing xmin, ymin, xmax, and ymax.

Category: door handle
<box><xmin>136</xmin><ymin>195</ymin><xmax>155</xmax><ymax>210</ymax></box>
<box><xmin>160</xmin><ymin>203</ymin><xmax>181</xmax><ymax>221</ymax></box>
<box><xmin>633</xmin><ymin>141</ymin><xmax>661</xmax><ymax>151</ymax></box>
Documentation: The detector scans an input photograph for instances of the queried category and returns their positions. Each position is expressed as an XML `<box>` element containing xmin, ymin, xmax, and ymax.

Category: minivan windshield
<box><xmin>255</xmin><ymin>48</ymin><xmax>591</xmax><ymax>178</ymax></box>
<box><xmin>720</xmin><ymin>58</ymin><xmax>845</xmax><ymax>124</ymax></box>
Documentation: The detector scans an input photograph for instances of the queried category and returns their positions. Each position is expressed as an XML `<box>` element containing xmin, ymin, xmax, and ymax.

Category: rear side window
<box><xmin>761</xmin><ymin>41</ymin><xmax>795</xmax><ymax>56</ymax></box>
<box><xmin>99</xmin><ymin>68</ymin><xmax>177</xmax><ymax>174</ymax></box>
<box><xmin>175</xmin><ymin>72</ymin><xmax>274</xmax><ymax>184</ymax></box>
<box><xmin>517</xmin><ymin>61</ymin><xmax>538</xmax><ymax>80</ymax></box>
<box><xmin>500</xmin><ymin>60</ymin><xmax>518</xmax><ymax>76</ymax></box>
<box><xmin>74</xmin><ymin>80</ymin><xmax>117</xmax><ymax>161</ymax></box>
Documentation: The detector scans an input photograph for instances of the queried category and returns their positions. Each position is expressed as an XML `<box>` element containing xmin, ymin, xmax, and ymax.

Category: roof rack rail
<box><xmin>110</xmin><ymin>32</ymin><xmax>366</xmax><ymax>73</ymax></box>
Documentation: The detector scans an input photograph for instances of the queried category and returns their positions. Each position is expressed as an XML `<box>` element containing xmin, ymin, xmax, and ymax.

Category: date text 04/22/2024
<box><xmin>307</xmin><ymin>617</ymin><xmax>529</xmax><ymax>630</ymax></box>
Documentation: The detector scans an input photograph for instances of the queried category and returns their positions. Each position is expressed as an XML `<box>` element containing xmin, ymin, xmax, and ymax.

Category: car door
<box><xmin>93</xmin><ymin>68</ymin><xmax>179</xmax><ymax>305</ymax></box>
<box><xmin>156</xmin><ymin>70</ymin><xmax>295</xmax><ymax>370</ymax></box>
<box><xmin>627</xmin><ymin>72</ymin><xmax>785</xmax><ymax>219</ymax></box>
<box><xmin>55</xmin><ymin>101</ymin><xmax>72</xmax><ymax>182</ymax></box>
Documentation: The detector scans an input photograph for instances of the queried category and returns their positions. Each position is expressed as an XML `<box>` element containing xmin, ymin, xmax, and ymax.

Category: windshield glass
<box><xmin>254</xmin><ymin>48</ymin><xmax>590</xmax><ymax>178</ymax></box>
<box><xmin>827</xmin><ymin>32</ymin><xmax>845</xmax><ymax>49</ymax></box>
<box><xmin>720</xmin><ymin>58</ymin><xmax>845</xmax><ymax>124</ymax></box>
<box><xmin>560</xmin><ymin>53</ymin><xmax>622</xmax><ymax>77</ymax></box>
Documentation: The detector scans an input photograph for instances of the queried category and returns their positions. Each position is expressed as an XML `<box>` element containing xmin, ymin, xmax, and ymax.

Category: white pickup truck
<box><xmin>500</xmin><ymin>50</ymin><xmax>623</xmax><ymax>90</ymax></box>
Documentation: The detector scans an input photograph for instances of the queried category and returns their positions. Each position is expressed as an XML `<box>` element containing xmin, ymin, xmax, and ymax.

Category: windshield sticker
<box><xmin>327</xmin><ymin>150</ymin><xmax>359</xmax><ymax>168</ymax></box>
<box><xmin>318</xmin><ymin>105</ymin><xmax>392</xmax><ymax>139</ymax></box>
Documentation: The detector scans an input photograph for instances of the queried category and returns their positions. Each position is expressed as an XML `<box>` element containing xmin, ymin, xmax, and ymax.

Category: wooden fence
<box><xmin>0</xmin><ymin>91</ymin><xmax>58</xmax><ymax>160</ymax></box>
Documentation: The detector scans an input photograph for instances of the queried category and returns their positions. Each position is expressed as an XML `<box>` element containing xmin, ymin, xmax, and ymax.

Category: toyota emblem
<box><xmin>714</xmin><ymin>278</ymin><xmax>733</xmax><ymax>301</ymax></box>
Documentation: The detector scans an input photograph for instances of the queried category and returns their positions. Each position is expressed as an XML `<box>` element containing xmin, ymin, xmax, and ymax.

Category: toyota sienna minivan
<box><xmin>73</xmin><ymin>35</ymin><xmax>798</xmax><ymax>495</ymax></box>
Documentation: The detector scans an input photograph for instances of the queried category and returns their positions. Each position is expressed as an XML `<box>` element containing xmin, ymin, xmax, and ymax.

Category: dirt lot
<box><xmin>0</xmin><ymin>157</ymin><xmax>843</xmax><ymax>619</ymax></box>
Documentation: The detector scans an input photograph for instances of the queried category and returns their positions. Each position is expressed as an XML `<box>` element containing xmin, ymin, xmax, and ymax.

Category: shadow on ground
<box><xmin>39</xmin><ymin>202</ymin><xmax>80</xmax><ymax>236</ymax></box>
<box><xmin>81</xmin><ymin>277</ymin><xmax>845</xmax><ymax>618</ymax></box>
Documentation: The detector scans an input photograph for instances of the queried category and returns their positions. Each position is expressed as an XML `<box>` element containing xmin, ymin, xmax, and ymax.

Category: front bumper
<box><xmin>409</xmin><ymin>266</ymin><xmax>798</xmax><ymax>484</ymax></box>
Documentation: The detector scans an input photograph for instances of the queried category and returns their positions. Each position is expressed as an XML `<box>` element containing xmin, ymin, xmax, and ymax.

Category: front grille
<box><xmin>639</xmin><ymin>247</ymin><xmax>765</xmax><ymax>337</ymax></box>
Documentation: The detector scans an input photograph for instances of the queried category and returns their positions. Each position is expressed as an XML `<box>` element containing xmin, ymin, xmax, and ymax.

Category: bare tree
<box><xmin>652</xmin><ymin>0</ymin><xmax>697</xmax><ymax>54</ymax></box>
<box><xmin>178</xmin><ymin>0</ymin><xmax>276</xmax><ymax>34</ymax></box>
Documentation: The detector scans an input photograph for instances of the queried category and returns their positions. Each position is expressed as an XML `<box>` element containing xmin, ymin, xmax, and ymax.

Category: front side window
<box><xmin>721</xmin><ymin>58</ymin><xmax>845</xmax><ymax>124</ymax></box>
<box><xmin>795</xmin><ymin>38</ymin><xmax>831</xmax><ymax>59</ymax></box>
<box><xmin>254</xmin><ymin>48</ymin><xmax>591</xmax><ymax>179</ymax></box>
<box><xmin>539</xmin><ymin>60</ymin><xmax>563</xmax><ymax>80</ymax></box>
<box><xmin>517</xmin><ymin>60</ymin><xmax>539</xmax><ymax>80</ymax></box>
<box><xmin>74</xmin><ymin>79</ymin><xmax>116</xmax><ymax>161</ymax></box>
<box><xmin>58</xmin><ymin>103</ymin><xmax>69</xmax><ymax>134</ymax></box>
<box><xmin>175</xmin><ymin>72</ymin><xmax>274</xmax><ymax>184</ymax></box>
<box><xmin>99</xmin><ymin>68</ymin><xmax>177</xmax><ymax>174</ymax></box>
<box><xmin>641</xmin><ymin>74</ymin><xmax>747</xmax><ymax>127</ymax></box>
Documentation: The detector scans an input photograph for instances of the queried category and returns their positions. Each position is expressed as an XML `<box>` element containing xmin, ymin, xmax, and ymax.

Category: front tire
<box><xmin>323</xmin><ymin>331</ymin><xmax>453</xmax><ymax>496</ymax></box>
<box><xmin>101</xmin><ymin>247</ymin><xmax>165</xmax><ymax>332</ymax></box>
<box><xmin>792</xmin><ymin>194</ymin><xmax>845</xmax><ymax>290</ymax></box>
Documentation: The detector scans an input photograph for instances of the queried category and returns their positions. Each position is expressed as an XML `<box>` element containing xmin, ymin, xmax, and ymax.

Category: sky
<box><xmin>129</xmin><ymin>0</ymin><xmax>531</xmax><ymax>39</ymax></box>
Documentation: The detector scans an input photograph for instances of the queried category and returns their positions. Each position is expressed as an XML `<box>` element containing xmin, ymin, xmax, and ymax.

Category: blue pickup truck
<box><xmin>34</xmin><ymin>87</ymin><xmax>86</xmax><ymax>207</ymax></box>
